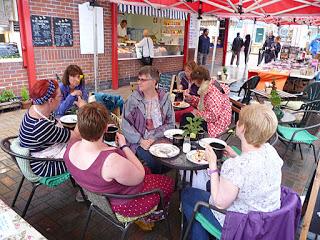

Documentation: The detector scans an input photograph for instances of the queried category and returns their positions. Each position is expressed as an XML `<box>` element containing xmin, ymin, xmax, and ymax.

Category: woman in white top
<box><xmin>182</xmin><ymin>104</ymin><xmax>283</xmax><ymax>239</ymax></box>
<box><xmin>136</xmin><ymin>29</ymin><xmax>154</xmax><ymax>66</ymax></box>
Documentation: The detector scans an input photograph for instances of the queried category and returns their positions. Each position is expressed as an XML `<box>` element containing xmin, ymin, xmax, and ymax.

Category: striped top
<box><xmin>19</xmin><ymin>111</ymin><xmax>70</xmax><ymax>152</ymax></box>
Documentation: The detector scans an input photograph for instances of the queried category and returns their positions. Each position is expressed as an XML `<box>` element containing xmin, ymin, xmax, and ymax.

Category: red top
<box><xmin>64</xmin><ymin>142</ymin><xmax>144</xmax><ymax>205</ymax></box>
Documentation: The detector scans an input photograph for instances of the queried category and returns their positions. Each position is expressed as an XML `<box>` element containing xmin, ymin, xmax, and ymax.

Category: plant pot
<box><xmin>21</xmin><ymin>100</ymin><xmax>32</xmax><ymax>109</ymax></box>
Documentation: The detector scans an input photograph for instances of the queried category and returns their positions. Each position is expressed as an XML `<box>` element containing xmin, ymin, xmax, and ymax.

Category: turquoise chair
<box><xmin>277</xmin><ymin>110</ymin><xmax>320</xmax><ymax>163</ymax></box>
<box><xmin>183</xmin><ymin>201</ymin><xmax>225</xmax><ymax>240</ymax></box>
<box><xmin>0</xmin><ymin>136</ymin><xmax>86</xmax><ymax>217</ymax></box>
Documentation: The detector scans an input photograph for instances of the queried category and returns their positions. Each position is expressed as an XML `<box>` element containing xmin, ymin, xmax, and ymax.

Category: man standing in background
<box><xmin>118</xmin><ymin>19</ymin><xmax>128</xmax><ymax>41</ymax></box>
<box><xmin>230</xmin><ymin>32</ymin><xmax>243</xmax><ymax>66</ymax></box>
<box><xmin>197</xmin><ymin>28</ymin><xmax>210</xmax><ymax>66</ymax></box>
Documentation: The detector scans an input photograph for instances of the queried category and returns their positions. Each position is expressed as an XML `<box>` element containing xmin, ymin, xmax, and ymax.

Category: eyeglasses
<box><xmin>137</xmin><ymin>77</ymin><xmax>153</xmax><ymax>82</ymax></box>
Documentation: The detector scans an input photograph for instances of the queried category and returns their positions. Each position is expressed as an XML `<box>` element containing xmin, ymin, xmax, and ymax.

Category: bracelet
<box><xmin>120</xmin><ymin>144</ymin><xmax>129</xmax><ymax>150</ymax></box>
<box><xmin>207</xmin><ymin>168</ymin><xmax>220</xmax><ymax>176</ymax></box>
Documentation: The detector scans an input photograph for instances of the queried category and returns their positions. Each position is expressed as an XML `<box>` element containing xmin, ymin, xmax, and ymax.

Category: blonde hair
<box><xmin>238</xmin><ymin>104</ymin><xmax>277</xmax><ymax>147</ymax></box>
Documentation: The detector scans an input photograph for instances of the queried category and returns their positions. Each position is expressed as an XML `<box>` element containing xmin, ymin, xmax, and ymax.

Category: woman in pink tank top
<box><xmin>64</xmin><ymin>102</ymin><xmax>174</xmax><ymax>218</ymax></box>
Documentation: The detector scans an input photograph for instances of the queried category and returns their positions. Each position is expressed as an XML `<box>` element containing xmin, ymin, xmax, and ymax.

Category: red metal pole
<box><xmin>111</xmin><ymin>3</ymin><xmax>119</xmax><ymax>90</ymax></box>
<box><xmin>222</xmin><ymin>18</ymin><xmax>229</xmax><ymax>66</ymax></box>
<box><xmin>183</xmin><ymin>14</ymin><xmax>190</xmax><ymax>65</ymax></box>
<box><xmin>16</xmin><ymin>0</ymin><xmax>37</xmax><ymax>89</ymax></box>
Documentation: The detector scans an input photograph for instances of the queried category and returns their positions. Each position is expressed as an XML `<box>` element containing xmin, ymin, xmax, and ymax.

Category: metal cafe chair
<box><xmin>231</xmin><ymin>76</ymin><xmax>261</xmax><ymax>104</ymax></box>
<box><xmin>277</xmin><ymin>110</ymin><xmax>320</xmax><ymax>164</ymax></box>
<box><xmin>81</xmin><ymin>188</ymin><xmax>171</xmax><ymax>240</ymax></box>
<box><xmin>182</xmin><ymin>186</ymin><xmax>301</xmax><ymax>240</ymax></box>
<box><xmin>0</xmin><ymin>136</ymin><xmax>85</xmax><ymax>217</ymax></box>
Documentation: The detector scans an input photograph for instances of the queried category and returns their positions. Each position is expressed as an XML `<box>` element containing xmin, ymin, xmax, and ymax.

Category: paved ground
<box><xmin>0</xmin><ymin>81</ymin><xmax>319</xmax><ymax>239</ymax></box>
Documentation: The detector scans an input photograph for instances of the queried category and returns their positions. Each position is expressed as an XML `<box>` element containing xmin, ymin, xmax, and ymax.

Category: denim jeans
<box><xmin>182</xmin><ymin>187</ymin><xmax>222</xmax><ymax>240</ymax></box>
<box><xmin>136</xmin><ymin>146</ymin><xmax>170</xmax><ymax>174</ymax></box>
<box><xmin>197</xmin><ymin>52</ymin><xmax>208</xmax><ymax>66</ymax></box>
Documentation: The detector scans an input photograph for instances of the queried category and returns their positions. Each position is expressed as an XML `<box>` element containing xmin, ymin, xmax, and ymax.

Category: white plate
<box><xmin>60</xmin><ymin>115</ymin><xmax>77</xmax><ymax>124</ymax></box>
<box><xmin>172</xmin><ymin>101</ymin><xmax>190</xmax><ymax>109</ymax></box>
<box><xmin>164</xmin><ymin>129</ymin><xmax>184</xmax><ymax>139</ymax></box>
<box><xmin>149</xmin><ymin>143</ymin><xmax>180</xmax><ymax>158</ymax></box>
<box><xmin>186</xmin><ymin>150</ymin><xmax>208</xmax><ymax>165</ymax></box>
<box><xmin>199</xmin><ymin>138</ymin><xmax>226</xmax><ymax>149</ymax></box>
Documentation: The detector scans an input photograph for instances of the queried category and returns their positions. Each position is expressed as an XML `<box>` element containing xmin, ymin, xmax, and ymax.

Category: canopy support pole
<box><xmin>222</xmin><ymin>18</ymin><xmax>229</xmax><ymax>66</ymax></box>
<box><xmin>194</xmin><ymin>19</ymin><xmax>201</xmax><ymax>63</ymax></box>
<box><xmin>210</xmin><ymin>20</ymin><xmax>220</xmax><ymax>76</ymax></box>
<box><xmin>183</xmin><ymin>14</ymin><xmax>190</xmax><ymax>65</ymax></box>
<box><xmin>93</xmin><ymin>6</ymin><xmax>98</xmax><ymax>92</ymax></box>
<box><xmin>111</xmin><ymin>3</ymin><xmax>119</xmax><ymax>89</ymax></box>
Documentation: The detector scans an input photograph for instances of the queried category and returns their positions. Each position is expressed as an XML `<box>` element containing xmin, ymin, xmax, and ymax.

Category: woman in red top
<box><xmin>183</xmin><ymin>66</ymin><xmax>232</xmax><ymax>137</ymax></box>
<box><xmin>64</xmin><ymin>102</ymin><xmax>174</xmax><ymax>218</ymax></box>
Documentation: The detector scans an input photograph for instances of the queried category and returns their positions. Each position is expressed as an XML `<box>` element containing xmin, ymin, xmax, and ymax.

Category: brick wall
<box><xmin>29</xmin><ymin>0</ymin><xmax>112</xmax><ymax>92</ymax></box>
<box><xmin>0</xmin><ymin>61</ymin><xmax>28</xmax><ymax>94</ymax></box>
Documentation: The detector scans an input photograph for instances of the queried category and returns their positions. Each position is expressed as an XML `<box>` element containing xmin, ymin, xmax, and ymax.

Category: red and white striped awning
<box><xmin>110</xmin><ymin>0</ymin><xmax>320</xmax><ymax>24</ymax></box>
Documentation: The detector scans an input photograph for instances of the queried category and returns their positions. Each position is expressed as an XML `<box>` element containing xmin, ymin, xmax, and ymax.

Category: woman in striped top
<box><xmin>19</xmin><ymin>80</ymin><xmax>82</xmax><ymax>177</ymax></box>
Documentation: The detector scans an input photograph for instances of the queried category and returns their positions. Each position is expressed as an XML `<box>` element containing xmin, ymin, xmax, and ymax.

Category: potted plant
<box><xmin>21</xmin><ymin>87</ymin><xmax>32</xmax><ymax>109</ymax></box>
<box><xmin>221</xmin><ymin>67</ymin><xmax>228</xmax><ymax>81</ymax></box>
<box><xmin>270</xmin><ymin>80</ymin><xmax>284</xmax><ymax>120</ymax></box>
<box><xmin>182</xmin><ymin>116</ymin><xmax>204</xmax><ymax>140</ymax></box>
<box><xmin>0</xmin><ymin>89</ymin><xmax>20</xmax><ymax>111</ymax></box>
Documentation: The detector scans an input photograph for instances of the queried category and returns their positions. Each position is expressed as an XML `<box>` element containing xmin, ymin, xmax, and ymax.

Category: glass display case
<box><xmin>118</xmin><ymin>44</ymin><xmax>183</xmax><ymax>59</ymax></box>
<box><xmin>118</xmin><ymin>14</ymin><xmax>184</xmax><ymax>59</ymax></box>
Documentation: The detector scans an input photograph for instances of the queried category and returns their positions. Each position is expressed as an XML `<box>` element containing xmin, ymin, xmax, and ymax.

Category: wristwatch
<box><xmin>120</xmin><ymin>144</ymin><xmax>129</xmax><ymax>150</ymax></box>
<box><xmin>207</xmin><ymin>168</ymin><xmax>220</xmax><ymax>176</ymax></box>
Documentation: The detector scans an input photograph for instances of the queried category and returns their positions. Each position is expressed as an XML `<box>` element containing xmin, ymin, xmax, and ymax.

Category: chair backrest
<box><xmin>221</xmin><ymin>186</ymin><xmax>301</xmax><ymax>239</ymax></box>
<box><xmin>301</xmin><ymin>99</ymin><xmax>320</xmax><ymax>112</ymax></box>
<box><xmin>240</xmin><ymin>76</ymin><xmax>260</xmax><ymax>104</ymax></box>
<box><xmin>0</xmin><ymin>137</ymin><xmax>41</xmax><ymax>182</ymax></box>
<box><xmin>83</xmin><ymin>189</ymin><xmax>120</xmax><ymax>223</ymax></box>
<box><xmin>298</xmin><ymin>110</ymin><xmax>320</xmax><ymax>136</ymax></box>
<box><xmin>304</xmin><ymin>82</ymin><xmax>320</xmax><ymax>101</ymax></box>
<box><xmin>130</xmin><ymin>82</ymin><xmax>138</xmax><ymax>93</ymax></box>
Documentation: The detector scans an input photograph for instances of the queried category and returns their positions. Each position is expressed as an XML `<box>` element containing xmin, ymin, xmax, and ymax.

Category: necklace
<box><xmin>33</xmin><ymin>106</ymin><xmax>55</xmax><ymax>123</ymax></box>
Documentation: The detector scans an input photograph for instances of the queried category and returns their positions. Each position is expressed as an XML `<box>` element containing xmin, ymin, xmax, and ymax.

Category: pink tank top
<box><xmin>64</xmin><ymin>142</ymin><xmax>144</xmax><ymax>205</ymax></box>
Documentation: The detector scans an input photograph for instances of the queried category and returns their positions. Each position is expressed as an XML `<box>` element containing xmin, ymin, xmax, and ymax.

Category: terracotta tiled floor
<box><xmin>0</xmin><ymin>83</ymin><xmax>318</xmax><ymax>239</ymax></box>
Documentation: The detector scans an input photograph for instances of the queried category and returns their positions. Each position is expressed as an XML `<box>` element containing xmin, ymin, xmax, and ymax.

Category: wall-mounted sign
<box><xmin>31</xmin><ymin>15</ymin><xmax>52</xmax><ymax>47</ymax></box>
<box><xmin>53</xmin><ymin>17</ymin><xmax>73</xmax><ymax>47</ymax></box>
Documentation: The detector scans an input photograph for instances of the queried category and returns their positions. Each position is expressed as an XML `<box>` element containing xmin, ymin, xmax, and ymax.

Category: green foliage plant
<box><xmin>182</xmin><ymin>116</ymin><xmax>204</xmax><ymax>139</ymax></box>
<box><xmin>21</xmin><ymin>87</ymin><xmax>29</xmax><ymax>101</ymax></box>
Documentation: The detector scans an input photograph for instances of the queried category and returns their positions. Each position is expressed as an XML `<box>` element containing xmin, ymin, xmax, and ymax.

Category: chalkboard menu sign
<box><xmin>31</xmin><ymin>15</ymin><xmax>52</xmax><ymax>47</ymax></box>
<box><xmin>53</xmin><ymin>17</ymin><xmax>73</xmax><ymax>47</ymax></box>
<box><xmin>158</xmin><ymin>74</ymin><xmax>174</xmax><ymax>93</ymax></box>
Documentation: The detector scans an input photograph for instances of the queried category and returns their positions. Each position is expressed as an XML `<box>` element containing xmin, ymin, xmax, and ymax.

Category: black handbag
<box><xmin>141</xmin><ymin>38</ymin><xmax>152</xmax><ymax>65</ymax></box>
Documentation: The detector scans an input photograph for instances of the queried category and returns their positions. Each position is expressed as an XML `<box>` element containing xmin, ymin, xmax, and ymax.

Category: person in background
<box><xmin>197</xmin><ymin>28</ymin><xmax>210</xmax><ymax>66</ymax></box>
<box><xmin>230</xmin><ymin>33</ymin><xmax>243</xmax><ymax>66</ymax></box>
<box><xmin>263</xmin><ymin>31</ymin><xmax>276</xmax><ymax>64</ymax></box>
<box><xmin>19</xmin><ymin>79</ymin><xmax>82</xmax><ymax>177</ymax></box>
<box><xmin>309</xmin><ymin>35</ymin><xmax>320</xmax><ymax>57</ymax></box>
<box><xmin>121</xmin><ymin>66</ymin><xmax>175</xmax><ymax>174</ymax></box>
<box><xmin>243</xmin><ymin>34</ymin><xmax>251</xmax><ymax>64</ymax></box>
<box><xmin>55</xmin><ymin>65</ymin><xmax>88</xmax><ymax>117</ymax></box>
<box><xmin>136</xmin><ymin>29</ymin><xmax>154</xmax><ymax>66</ymax></box>
<box><xmin>177</xmin><ymin>61</ymin><xmax>199</xmax><ymax>96</ymax></box>
<box><xmin>64</xmin><ymin>102</ymin><xmax>174</xmax><ymax>223</ymax></box>
<box><xmin>183</xmin><ymin>66</ymin><xmax>232</xmax><ymax>137</ymax></box>
<box><xmin>118</xmin><ymin>19</ymin><xmax>128</xmax><ymax>41</ymax></box>
<box><xmin>182</xmin><ymin>104</ymin><xmax>283</xmax><ymax>240</ymax></box>
<box><xmin>275</xmin><ymin>36</ymin><xmax>281</xmax><ymax>59</ymax></box>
